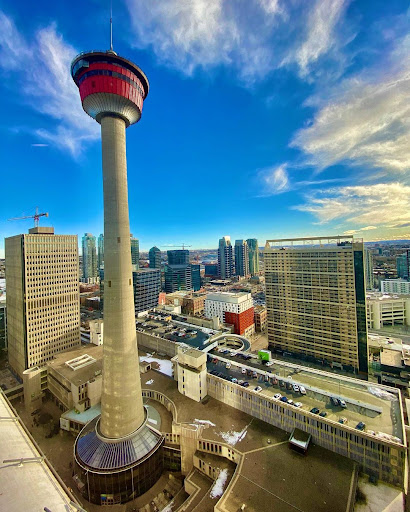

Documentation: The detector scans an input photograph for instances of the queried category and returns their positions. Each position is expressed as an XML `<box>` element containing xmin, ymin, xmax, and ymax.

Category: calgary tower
<box><xmin>70</xmin><ymin>35</ymin><xmax>164</xmax><ymax>505</ymax></box>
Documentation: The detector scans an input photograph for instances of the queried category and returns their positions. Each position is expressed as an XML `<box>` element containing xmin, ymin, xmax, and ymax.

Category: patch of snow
<box><xmin>368</xmin><ymin>386</ymin><xmax>397</xmax><ymax>401</ymax></box>
<box><xmin>160</xmin><ymin>505</ymin><xmax>173</xmax><ymax>512</ymax></box>
<box><xmin>140</xmin><ymin>356</ymin><xmax>173</xmax><ymax>377</ymax></box>
<box><xmin>194</xmin><ymin>419</ymin><xmax>216</xmax><ymax>427</ymax></box>
<box><xmin>146</xmin><ymin>379</ymin><xmax>154</xmax><ymax>385</ymax></box>
<box><xmin>148</xmin><ymin>418</ymin><xmax>158</xmax><ymax>425</ymax></box>
<box><xmin>218</xmin><ymin>426</ymin><xmax>248</xmax><ymax>446</ymax></box>
<box><xmin>210</xmin><ymin>469</ymin><xmax>228</xmax><ymax>499</ymax></box>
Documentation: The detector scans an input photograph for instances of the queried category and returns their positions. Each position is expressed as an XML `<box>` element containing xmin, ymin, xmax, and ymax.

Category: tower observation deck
<box><xmin>70</xmin><ymin>50</ymin><xmax>164</xmax><ymax>505</ymax></box>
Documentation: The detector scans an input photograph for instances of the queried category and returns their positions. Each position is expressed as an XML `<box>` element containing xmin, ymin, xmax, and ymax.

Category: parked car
<box><xmin>279</xmin><ymin>380</ymin><xmax>285</xmax><ymax>387</ymax></box>
<box><xmin>331</xmin><ymin>397</ymin><xmax>340</xmax><ymax>406</ymax></box>
<box><xmin>294</xmin><ymin>402</ymin><xmax>303</xmax><ymax>408</ymax></box>
<box><xmin>266</xmin><ymin>361</ymin><xmax>274</xmax><ymax>367</ymax></box>
<box><xmin>212</xmin><ymin>358</ymin><xmax>218</xmax><ymax>364</ymax></box>
<box><xmin>252</xmin><ymin>371</ymin><xmax>258</xmax><ymax>378</ymax></box>
<box><xmin>338</xmin><ymin>417</ymin><xmax>348</xmax><ymax>424</ymax></box>
<box><xmin>231</xmin><ymin>377</ymin><xmax>238</xmax><ymax>384</ymax></box>
<box><xmin>339</xmin><ymin>399</ymin><xmax>347</xmax><ymax>408</ymax></box>
<box><xmin>241</xmin><ymin>368</ymin><xmax>247</xmax><ymax>374</ymax></box>
<box><xmin>242</xmin><ymin>381</ymin><xmax>250</xmax><ymax>387</ymax></box>
<box><xmin>319</xmin><ymin>411</ymin><xmax>327</xmax><ymax>417</ymax></box>
<box><xmin>254</xmin><ymin>386</ymin><xmax>263</xmax><ymax>392</ymax></box>
<box><xmin>273</xmin><ymin>377</ymin><xmax>278</xmax><ymax>385</ymax></box>
<box><xmin>225</xmin><ymin>362</ymin><xmax>231</xmax><ymax>369</ymax></box>
<box><xmin>238</xmin><ymin>380</ymin><xmax>244</xmax><ymax>385</ymax></box>
<box><xmin>299</xmin><ymin>386</ymin><xmax>306</xmax><ymax>395</ymax></box>
<box><xmin>287</xmin><ymin>399</ymin><xmax>294</xmax><ymax>405</ymax></box>
<box><xmin>356</xmin><ymin>422</ymin><xmax>366</xmax><ymax>431</ymax></box>
<box><xmin>280</xmin><ymin>396</ymin><xmax>288</xmax><ymax>402</ymax></box>
<box><xmin>286</xmin><ymin>382</ymin><xmax>293</xmax><ymax>390</ymax></box>
<box><xmin>310</xmin><ymin>407</ymin><xmax>320</xmax><ymax>414</ymax></box>
<box><xmin>293</xmin><ymin>384</ymin><xmax>300</xmax><ymax>393</ymax></box>
<box><xmin>274</xmin><ymin>393</ymin><xmax>282</xmax><ymax>399</ymax></box>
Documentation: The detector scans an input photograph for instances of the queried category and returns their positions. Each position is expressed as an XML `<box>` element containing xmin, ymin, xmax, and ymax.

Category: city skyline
<box><xmin>0</xmin><ymin>1</ymin><xmax>409</xmax><ymax>257</ymax></box>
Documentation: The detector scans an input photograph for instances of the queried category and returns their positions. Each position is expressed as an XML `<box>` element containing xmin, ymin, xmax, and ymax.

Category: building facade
<box><xmin>367</xmin><ymin>293</ymin><xmax>410</xmax><ymax>330</ymax></box>
<box><xmin>149</xmin><ymin>246</ymin><xmax>161</xmax><ymax>269</ymax></box>
<box><xmin>234</xmin><ymin>240</ymin><xmax>249</xmax><ymax>277</ymax></box>
<box><xmin>382</xmin><ymin>279</ymin><xmax>410</xmax><ymax>295</ymax></box>
<box><xmin>264</xmin><ymin>237</ymin><xmax>368</xmax><ymax>375</ymax></box>
<box><xmin>364</xmin><ymin>249</ymin><xmax>374</xmax><ymax>290</ymax></box>
<box><xmin>191</xmin><ymin>264</ymin><xmax>201</xmax><ymax>291</ymax></box>
<box><xmin>205</xmin><ymin>292</ymin><xmax>255</xmax><ymax>336</ymax></box>
<box><xmin>97</xmin><ymin>234</ymin><xmax>104</xmax><ymax>269</ymax></box>
<box><xmin>254</xmin><ymin>305</ymin><xmax>267</xmax><ymax>332</ymax></box>
<box><xmin>133</xmin><ymin>268</ymin><xmax>161</xmax><ymax>314</ymax></box>
<box><xmin>0</xmin><ymin>299</ymin><xmax>6</xmax><ymax>349</ymax></box>
<box><xmin>165</xmin><ymin>265</ymin><xmax>192</xmax><ymax>293</ymax></box>
<box><xmin>247</xmin><ymin>238</ymin><xmax>259</xmax><ymax>276</ymax></box>
<box><xmin>5</xmin><ymin>227</ymin><xmax>80</xmax><ymax>377</ymax></box>
<box><xmin>218</xmin><ymin>236</ymin><xmax>234</xmax><ymax>279</ymax></box>
<box><xmin>168</xmin><ymin>249</ymin><xmax>189</xmax><ymax>265</ymax></box>
<box><xmin>396</xmin><ymin>251</ymin><xmax>410</xmax><ymax>279</ymax></box>
<box><xmin>204</xmin><ymin>263</ymin><xmax>218</xmax><ymax>277</ymax></box>
<box><xmin>82</xmin><ymin>233</ymin><xmax>97</xmax><ymax>282</ymax></box>
<box><xmin>130</xmin><ymin>235</ymin><xmax>139</xmax><ymax>270</ymax></box>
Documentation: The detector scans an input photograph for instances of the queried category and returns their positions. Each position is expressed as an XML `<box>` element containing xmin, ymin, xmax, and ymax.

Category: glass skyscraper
<box><xmin>97</xmin><ymin>234</ymin><xmax>104</xmax><ymax>269</ymax></box>
<box><xmin>82</xmin><ymin>233</ymin><xmax>97</xmax><ymax>280</ymax></box>
<box><xmin>247</xmin><ymin>238</ymin><xmax>259</xmax><ymax>276</ymax></box>
<box><xmin>130</xmin><ymin>235</ymin><xmax>139</xmax><ymax>270</ymax></box>
<box><xmin>218</xmin><ymin>236</ymin><xmax>234</xmax><ymax>279</ymax></box>
<box><xmin>234</xmin><ymin>240</ymin><xmax>249</xmax><ymax>276</ymax></box>
<box><xmin>149</xmin><ymin>246</ymin><xmax>161</xmax><ymax>269</ymax></box>
<box><xmin>167</xmin><ymin>250</ymin><xmax>189</xmax><ymax>265</ymax></box>
<box><xmin>191</xmin><ymin>264</ymin><xmax>201</xmax><ymax>291</ymax></box>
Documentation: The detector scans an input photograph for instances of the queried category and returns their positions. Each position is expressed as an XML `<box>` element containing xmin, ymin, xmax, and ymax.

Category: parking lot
<box><xmin>207</xmin><ymin>349</ymin><xmax>404</xmax><ymax>441</ymax></box>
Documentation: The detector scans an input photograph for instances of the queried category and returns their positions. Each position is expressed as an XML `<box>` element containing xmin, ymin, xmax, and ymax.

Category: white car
<box><xmin>266</xmin><ymin>361</ymin><xmax>274</xmax><ymax>367</ymax></box>
<box><xmin>241</xmin><ymin>368</ymin><xmax>247</xmax><ymax>374</ymax></box>
<box><xmin>225</xmin><ymin>362</ymin><xmax>231</xmax><ymax>369</ymax></box>
<box><xmin>293</xmin><ymin>384</ymin><xmax>300</xmax><ymax>393</ymax></box>
<box><xmin>294</xmin><ymin>402</ymin><xmax>303</xmax><ymax>408</ymax></box>
<box><xmin>299</xmin><ymin>386</ymin><xmax>306</xmax><ymax>395</ymax></box>
<box><xmin>274</xmin><ymin>393</ymin><xmax>282</xmax><ymax>399</ymax></box>
<box><xmin>218</xmin><ymin>348</ymin><xmax>225</xmax><ymax>353</ymax></box>
<box><xmin>254</xmin><ymin>386</ymin><xmax>263</xmax><ymax>392</ymax></box>
<box><xmin>287</xmin><ymin>399</ymin><xmax>294</xmax><ymax>405</ymax></box>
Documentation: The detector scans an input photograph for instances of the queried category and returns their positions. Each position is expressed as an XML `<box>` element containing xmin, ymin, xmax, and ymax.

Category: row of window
<box><xmin>78</xmin><ymin>69</ymin><xmax>144</xmax><ymax>97</ymax></box>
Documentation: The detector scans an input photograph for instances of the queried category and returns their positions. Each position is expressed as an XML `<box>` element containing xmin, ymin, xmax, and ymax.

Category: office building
<box><xmin>254</xmin><ymin>305</ymin><xmax>267</xmax><ymax>332</ymax></box>
<box><xmin>82</xmin><ymin>233</ymin><xmax>97</xmax><ymax>281</ymax></box>
<box><xmin>0</xmin><ymin>299</ymin><xmax>6</xmax><ymax>349</ymax></box>
<box><xmin>367</xmin><ymin>292</ymin><xmax>410</xmax><ymax>330</ymax></box>
<box><xmin>71</xmin><ymin>46</ymin><xmax>164</xmax><ymax>504</ymax></box>
<box><xmin>165</xmin><ymin>264</ymin><xmax>192</xmax><ymax>293</ymax></box>
<box><xmin>167</xmin><ymin>249</ymin><xmax>189</xmax><ymax>265</ymax></box>
<box><xmin>191</xmin><ymin>263</ymin><xmax>201</xmax><ymax>291</ymax></box>
<box><xmin>205</xmin><ymin>291</ymin><xmax>255</xmax><ymax>336</ymax></box>
<box><xmin>364</xmin><ymin>249</ymin><xmax>374</xmax><ymax>290</ymax></box>
<box><xmin>218</xmin><ymin>236</ymin><xmax>234</xmax><ymax>279</ymax></box>
<box><xmin>396</xmin><ymin>251</ymin><xmax>410</xmax><ymax>279</ymax></box>
<box><xmin>234</xmin><ymin>239</ymin><xmax>249</xmax><ymax>277</ymax></box>
<box><xmin>5</xmin><ymin>227</ymin><xmax>80</xmax><ymax>377</ymax></box>
<box><xmin>381</xmin><ymin>279</ymin><xmax>410</xmax><ymax>295</ymax></box>
<box><xmin>264</xmin><ymin>236</ymin><xmax>368</xmax><ymax>375</ymax></box>
<box><xmin>204</xmin><ymin>263</ymin><xmax>218</xmax><ymax>277</ymax></box>
<box><xmin>133</xmin><ymin>268</ymin><xmax>161</xmax><ymax>314</ymax></box>
<box><xmin>97</xmin><ymin>233</ymin><xmax>104</xmax><ymax>269</ymax></box>
<box><xmin>149</xmin><ymin>246</ymin><xmax>161</xmax><ymax>269</ymax></box>
<box><xmin>247</xmin><ymin>238</ymin><xmax>259</xmax><ymax>276</ymax></box>
<box><xmin>130</xmin><ymin>234</ymin><xmax>139</xmax><ymax>269</ymax></box>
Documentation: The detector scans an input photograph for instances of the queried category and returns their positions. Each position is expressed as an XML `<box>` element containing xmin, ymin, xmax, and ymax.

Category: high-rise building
<box><xmin>218</xmin><ymin>236</ymin><xmax>233</xmax><ymax>279</ymax></box>
<box><xmin>97</xmin><ymin>233</ymin><xmax>104</xmax><ymax>269</ymax></box>
<box><xmin>205</xmin><ymin>291</ymin><xmax>255</xmax><ymax>336</ymax></box>
<box><xmin>190</xmin><ymin>264</ymin><xmax>201</xmax><ymax>291</ymax></box>
<box><xmin>364</xmin><ymin>249</ymin><xmax>374</xmax><ymax>290</ymax></box>
<box><xmin>234</xmin><ymin>239</ymin><xmax>249</xmax><ymax>277</ymax></box>
<box><xmin>396</xmin><ymin>251</ymin><xmax>410</xmax><ymax>279</ymax></box>
<box><xmin>133</xmin><ymin>268</ymin><xmax>161</xmax><ymax>314</ymax></box>
<box><xmin>247</xmin><ymin>238</ymin><xmax>259</xmax><ymax>275</ymax></box>
<box><xmin>381</xmin><ymin>279</ymin><xmax>410</xmax><ymax>295</ymax></box>
<box><xmin>204</xmin><ymin>263</ymin><xmax>218</xmax><ymax>277</ymax></box>
<box><xmin>130</xmin><ymin>234</ymin><xmax>139</xmax><ymax>270</ymax></box>
<box><xmin>71</xmin><ymin>47</ymin><xmax>163</xmax><ymax>504</ymax></box>
<box><xmin>5</xmin><ymin>227</ymin><xmax>80</xmax><ymax>377</ymax></box>
<box><xmin>149</xmin><ymin>246</ymin><xmax>161</xmax><ymax>269</ymax></box>
<box><xmin>167</xmin><ymin>249</ymin><xmax>189</xmax><ymax>265</ymax></box>
<box><xmin>82</xmin><ymin>233</ymin><xmax>97</xmax><ymax>281</ymax></box>
<box><xmin>164</xmin><ymin>264</ymin><xmax>192</xmax><ymax>293</ymax></box>
<box><xmin>264</xmin><ymin>236</ymin><xmax>368</xmax><ymax>375</ymax></box>
<box><xmin>0</xmin><ymin>299</ymin><xmax>6</xmax><ymax>350</ymax></box>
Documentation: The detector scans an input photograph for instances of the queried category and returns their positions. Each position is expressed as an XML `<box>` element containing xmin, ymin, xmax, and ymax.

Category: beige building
<box><xmin>367</xmin><ymin>293</ymin><xmax>410</xmax><ymax>330</ymax></box>
<box><xmin>5</xmin><ymin>227</ymin><xmax>80</xmax><ymax>378</ymax></box>
<box><xmin>254</xmin><ymin>305</ymin><xmax>267</xmax><ymax>332</ymax></box>
<box><xmin>182</xmin><ymin>293</ymin><xmax>206</xmax><ymax>316</ymax></box>
<box><xmin>264</xmin><ymin>236</ymin><xmax>368</xmax><ymax>374</ymax></box>
<box><xmin>173</xmin><ymin>344</ymin><xmax>208</xmax><ymax>402</ymax></box>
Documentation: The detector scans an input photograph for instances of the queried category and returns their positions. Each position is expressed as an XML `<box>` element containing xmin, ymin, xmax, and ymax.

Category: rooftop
<box><xmin>47</xmin><ymin>344</ymin><xmax>103</xmax><ymax>386</ymax></box>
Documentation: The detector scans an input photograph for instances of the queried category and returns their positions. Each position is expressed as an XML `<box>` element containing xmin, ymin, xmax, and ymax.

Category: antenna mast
<box><xmin>110</xmin><ymin>1</ymin><xmax>113</xmax><ymax>51</ymax></box>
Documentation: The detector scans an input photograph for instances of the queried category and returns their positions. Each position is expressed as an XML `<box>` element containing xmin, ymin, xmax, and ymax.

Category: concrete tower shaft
<box><xmin>100</xmin><ymin>115</ymin><xmax>144</xmax><ymax>438</ymax></box>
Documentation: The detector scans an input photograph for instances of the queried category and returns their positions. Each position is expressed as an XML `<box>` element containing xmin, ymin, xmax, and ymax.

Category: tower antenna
<box><xmin>110</xmin><ymin>0</ymin><xmax>113</xmax><ymax>51</ymax></box>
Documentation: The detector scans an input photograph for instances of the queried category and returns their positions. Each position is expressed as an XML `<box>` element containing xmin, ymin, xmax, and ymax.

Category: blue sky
<box><xmin>0</xmin><ymin>0</ymin><xmax>409</xmax><ymax>255</ymax></box>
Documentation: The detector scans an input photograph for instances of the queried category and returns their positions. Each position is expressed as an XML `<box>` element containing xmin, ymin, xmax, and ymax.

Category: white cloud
<box><xmin>258</xmin><ymin>163</ymin><xmax>289</xmax><ymax>195</ymax></box>
<box><xmin>295</xmin><ymin>183</ymin><xmax>410</xmax><ymax>227</ymax></box>
<box><xmin>125</xmin><ymin>0</ymin><xmax>349</xmax><ymax>83</ymax></box>
<box><xmin>291</xmin><ymin>34</ymin><xmax>410</xmax><ymax>173</ymax></box>
<box><xmin>0</xmin><ymin>13</ymin><xmax>98</xmax><ymax>155</ymax></box>
<box><xmin>281</xmin><ymin>0</ymin><xmax>350</xmax><ymax>77</ymax></box>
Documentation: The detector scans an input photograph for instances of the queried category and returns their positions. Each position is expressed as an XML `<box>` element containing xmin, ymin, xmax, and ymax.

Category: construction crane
<box><xmin>8</xmin><ymin>206</ymin><xmax>49</xmax><ymax>228</ymax></box>
<box><xmin>162</xmin><ymin>244</ymin><xmax>192</xmax><ymax>250</ymax></box>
